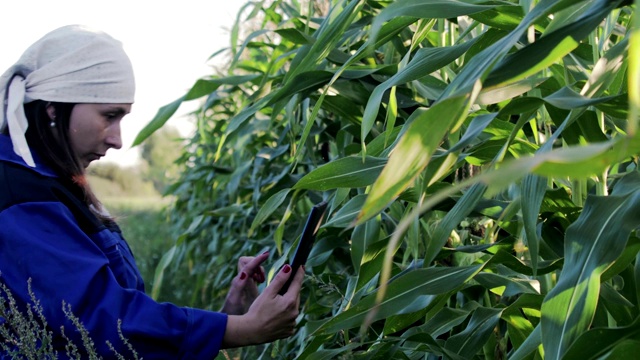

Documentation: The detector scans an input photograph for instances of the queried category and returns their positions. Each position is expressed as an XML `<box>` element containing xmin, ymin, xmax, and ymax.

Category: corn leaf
<box><xmin>540</xmin><ymin>171</ymin><xmax>640</xmax><ymax>359</ymax></box>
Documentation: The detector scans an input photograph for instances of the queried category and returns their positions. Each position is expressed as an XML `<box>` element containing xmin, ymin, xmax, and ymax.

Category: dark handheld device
<box><xmin>278</xmin><ymin>201</ymin><xmax>328</xmax><ymax>295</ymax></box>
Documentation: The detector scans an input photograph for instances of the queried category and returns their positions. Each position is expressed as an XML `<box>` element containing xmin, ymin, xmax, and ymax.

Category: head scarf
<box><xmin>0</xmin><ymin>25</ymin><xmax>135</xmax><ymax>167</ymax></box>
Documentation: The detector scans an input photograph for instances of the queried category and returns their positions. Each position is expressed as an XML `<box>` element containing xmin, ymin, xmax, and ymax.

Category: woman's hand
<box><xmin>222</xmin><ymin>263</ymin><xmax>305</xmax><ymax>348</ymax></box>
<box><xmin>220</xmin><ymin>252</ymin><xmax>268</xmax><ymax>315</ymax></box>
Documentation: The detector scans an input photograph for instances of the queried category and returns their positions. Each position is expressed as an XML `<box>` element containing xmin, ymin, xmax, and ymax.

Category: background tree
<box><xmin>139</xmin><ymin>125</ymin><xmax>182</xmax><ymax>193</ymax></box>
<box><xmin>134</xmin><ymin>0</ymin><xmax>640</xmax><ymax>359</ymax></box>
<box><xmin>87</xmin><ymin>162</ymin><xmax>156</xmax><ymax>198</ymax></box>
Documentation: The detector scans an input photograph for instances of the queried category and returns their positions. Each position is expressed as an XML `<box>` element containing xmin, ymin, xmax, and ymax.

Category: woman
<box><xmin>0</xmin><ymin>25</ymin><xmax>303</xmax><ymax>358</ymax></box>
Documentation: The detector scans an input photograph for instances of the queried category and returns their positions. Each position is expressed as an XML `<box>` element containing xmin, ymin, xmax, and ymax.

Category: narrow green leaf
<box><xmin>357</xmin><ymin>235</ymin><xmax>400</xmax><ymax>292</ymax></box>
<box><xmin>275</xmin><ymin>28</ymin><xmax>314</xmax><ymax>45</ymax></box>
<box><xmin>151</xmin><ymin>245</ymin><xmax>177</xmax><ymax>300</ymax></box>
<box><xmin>441</xmin><ymin>0</ymin><xmax>583</xmax><ymax>99</ymax></box>
<box><xmin>469</xmin><ymin>4</ymin><xmax>526</xmax><ymax>30</ymax></box>
<box><xmin>401</xmin><ymin>332</ymin><xmax>467</xmax><ymax>360</ymax></box>
<box><xmin>477</xmin><ymin>77</ymin><xmax>548</xmax><ymax>105</ymax></box>
<box><xmin>249</xmin><ymin>189</ymin><xmax>290</xmax><ymax>235</ymax></box>
<box><xmin>509</xmin><ymin>324</ymin><xmax>543</xmax><ymax>360</ymax></box>
<box><xmin>132</xmin><ymin>97</ymin><xmax>183</xmax><ymax>146</ymax></box>
<box><xmin>370</xmin><ymin>0</ymin><xmax>494</xmax><ymax>43</ymax></box>
<box><xmin>207</xmin><ymin>204</ymin><xmax>245</xmax><ymax>217</ymax></box>
<box><xmin>424</xmin><ymin>183</ymin><xmax>487</xmax><ymax>266</ymax></box>
<box><xmin>521</xmin><ymin>174</ymin><xmax>547</xmax><ymax>275</ymax></box>
<box><xmin>489</xmin><ymin>250</ymin><xmax>563</xmax><ymax>276</ymax></box>
<box><xmin>284</xmin><ymin>0</ymin><xmax>362</xmax><ymax>82</ymax></box>
<box><xmin>382</xmin><ymin>295</ymin><xmax>446</xmax><ymax>337</ymax></box>
<box><xmin>266</xmin><ymin>70</ymin><xmax>333</xmax><ymax>106</ymax></box>
<box><xmin>475</xmin><ymin>272</ymin><xmax>540</xmax><ymax>296</ymax></box>
<box><xmin>230</xmin><ymin>29</ymin><xmax>271</xmax><ymax>67</ymax></box>
<box><xmin>485</xmin><ymin>0</ymin><xmax>619</xmax><ymax>88</ymax></box>
<box><xmin>362</xmin><ymin>40</ymin><xmax>477</xmax><ymax>140</ymax></box>
<box><xmin>582</xmin><ymin>37</ymin><xmax>628</xmax><ymax>97</ymax></box>
<box><xmin>133</xmin><ymin>75</ymin><xmax>260</xmax><ymax>146</ymax></box>
<box><xmin>448</xmin><ymin>113</ymin><xmax>498</xmax><ymax>153</ymax></box>
<box><xmin>402</xmin><ymin>307</ymin><xmax>471</xmax><ymax>338</ymax></box>
<box><xmin>543</xmin><ymin>86</ymin><xmax>622</xmax><ymax>110</ymax></box>
<box><xmin>562</xmin><ymin>318</ymin><xmax>640</xmax><ymax>360</ymax></box>
<box><xmin>444</xmin><ymin>307</ymin><xmax>504</xmax><ymax>358</ymax></box>
<box><xmin>636</xmin><ymin>250</ymin><xmax>640</xmax><ymax>309</ymax></box>
<box><xmin>183</xmin><ymin>214</ymin><xmax>204</xmax><ymax>235</ymax></box>
<box><xmin>628</xmin><ymin>0</ymin><xmax>640</xmax><ymax>135</ymax></box>
<box><xmin>225</xmin><ymin>95</ymin><xmax>273</xmax><ymax>135</ymax></box>
<box><xmin>502</xmin><ymin>294</ymin><xmax>544</xmax><ymax>351</ymax></box>
<box><xmin>602</xmin><ymin>237</ymin><xmax>640</xmax><ymax>282</ymax></box>
<box><xmin>305</xmin><ymin>344</ymin><xmax>360</xmax><ymax>360</ymax></box>
<box><xmin>358</xmin><ymin>94</ymin><xmax>471</xmax><ymax>224</ymax></box>
<box><xmin>351</xmin><ymin>217</ymin><xmax>381</xmax><ymax>273</ymax></box>
<box><xmin>323</xmin><ymin>194</ymin><xmax>367</xmax><ymax>228</ymax></box>
<box><xmin>293</xmin><ymin>156</ymin><xmax>387</xmax><ymax>191</ymax></box>
<box><xmin>541</xmin><ymin>171</ymin><xmax>640</xmax><ymax>359</ymax></box>
<box><xmin>313</xmin><ymin>265</ymin><xmax>482</xmax><ymax>335</ymax></box>
<box><xmin>605</xmin><ymin>340</ymin><xmax>640</xmax><ymax>359</ymax></box>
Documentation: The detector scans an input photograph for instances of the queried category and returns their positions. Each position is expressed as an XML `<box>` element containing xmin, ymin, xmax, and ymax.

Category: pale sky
<box><xmin>0</xmin><ymin>1</ymin><xmax>245</xmax><ymax>165</ymax></box>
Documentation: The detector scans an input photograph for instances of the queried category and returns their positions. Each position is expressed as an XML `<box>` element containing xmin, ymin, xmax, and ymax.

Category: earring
<box><xmin>50</xmin><ymin>117</ymin><xmax>56</xmax><ymax>128</ymax></box>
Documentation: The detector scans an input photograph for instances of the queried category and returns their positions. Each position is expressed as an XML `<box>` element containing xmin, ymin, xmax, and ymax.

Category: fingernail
<box><xmin>283</xmin><ymin>264</ymin><xmax>291</xmax><ymax>273</ymax></box>
<box><xmin>262</xmin><ymin>250</ymin><xmax>269</xmax><ymax>255</ymax></box>
<box><xmin>240</xmin><ymin>272</ymin><xmax>247</xmax><ymax>280</ymax></box>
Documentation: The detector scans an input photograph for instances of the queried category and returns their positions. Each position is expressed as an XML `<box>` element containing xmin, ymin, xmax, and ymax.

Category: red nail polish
<box><xmin>283</xmin><ymin>265</ymin><xmax>291</xmax><ymax>273</ymax></box>
<box><xmin>240</xmin><ymin>272</ymin><xmax>247</xmax><ymax>280</ymax></box>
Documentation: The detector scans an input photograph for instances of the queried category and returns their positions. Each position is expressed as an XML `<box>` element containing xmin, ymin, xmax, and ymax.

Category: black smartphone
<box><xmin>278</xmin><ymin>201</ymin><xmax>328</xmax><ymax>295</ymax></box>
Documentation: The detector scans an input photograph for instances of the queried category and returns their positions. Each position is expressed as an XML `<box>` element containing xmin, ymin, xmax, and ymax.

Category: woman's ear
<box><xmin>45</xmin><ymin>102</ymin><xmax>56</xmax><ymax>120</ymax></box>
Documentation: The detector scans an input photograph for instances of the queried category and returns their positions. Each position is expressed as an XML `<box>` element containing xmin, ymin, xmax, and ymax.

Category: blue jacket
<box><xmin>0</xmin><ymin>134</ymin><xmax>227</xmax><ymax>359</ymax></box>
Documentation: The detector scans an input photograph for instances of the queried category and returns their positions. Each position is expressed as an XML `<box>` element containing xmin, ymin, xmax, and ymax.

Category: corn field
<box><xmin>134</xmin><ymin>0</ymin><xmax>640</xmax><ymax>358</ymax></box>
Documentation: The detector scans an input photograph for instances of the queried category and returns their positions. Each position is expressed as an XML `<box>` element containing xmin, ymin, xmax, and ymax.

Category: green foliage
<box><xmin>135</xmin><ymin>0</ymin><xmax>640</xmax><ymax>358</ymax></box>
<box><xmin>139</xmin><ymin>125</ymin><xmax>183</xmax><ymax>193</ymax></box>
<box><xmin>0</xmin><ymin>278</ymin><xmax>139</xmax><ymax>359</ymax></box>
<box><xmin>0</xmin><ymin>279</ymin><xmax>56</xmax><ymax>359</ymax></box>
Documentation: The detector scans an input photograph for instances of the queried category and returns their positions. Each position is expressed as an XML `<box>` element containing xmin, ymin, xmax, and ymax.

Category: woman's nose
<box><xmin>106</xmin><ymin>122</ymin><xmax>122</xmax><ymax>150</ymax></box>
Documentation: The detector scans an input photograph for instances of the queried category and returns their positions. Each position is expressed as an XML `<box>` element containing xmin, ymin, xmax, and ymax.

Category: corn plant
<box><xmin>134</xmin><ymin>0</ymin><xmax>640</xmax><ymax>358</ymax></box>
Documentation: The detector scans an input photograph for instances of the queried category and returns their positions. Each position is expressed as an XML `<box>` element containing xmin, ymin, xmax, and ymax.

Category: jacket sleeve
<box><xmin>0</xmin><ymin>201</ymin><xmax>227</xmax><ymax>359</ymax></box>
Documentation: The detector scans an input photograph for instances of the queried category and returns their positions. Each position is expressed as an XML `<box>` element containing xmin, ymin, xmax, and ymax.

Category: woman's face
<box><xmin>67</xmin><ymin>103</ymin><xmax>131</xmax><ymax>168</ymax></box>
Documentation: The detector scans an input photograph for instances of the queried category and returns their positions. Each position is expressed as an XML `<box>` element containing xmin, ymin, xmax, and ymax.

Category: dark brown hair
<box><xmin>23</xmin><ymin>100</ymin><xmax>106</xmax><ymax>221</ymax></box>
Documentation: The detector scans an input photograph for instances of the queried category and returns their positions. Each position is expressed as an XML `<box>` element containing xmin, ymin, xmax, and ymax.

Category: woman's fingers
<box><xmin>251</xmin><ymin>265</ymin><xmax>266</xmax><ymax>283</ymax></box>
<box><xmin>282</xmin><ymin>265</ymin><xmax>305</xmax><ymax>308</ymax></box>
<box><xmin>263</xmin><ymin>264</ymin><xmax>293</xmax><ymax>297</ymax></box>
<box><xmin>238</xmin><ymin>252</ymin><xmax>269</xmax><ymax>282</ymax></box>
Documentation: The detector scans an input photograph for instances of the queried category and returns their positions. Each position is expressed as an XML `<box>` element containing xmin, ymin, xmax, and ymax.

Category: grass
<box><xmin>102</xmin><ymin>197</ymin><xmax>178</xmax><ymax>302</ymax></box>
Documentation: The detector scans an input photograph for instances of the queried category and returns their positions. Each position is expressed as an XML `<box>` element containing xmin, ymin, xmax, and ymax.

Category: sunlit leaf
<box><xmin>541</xmin><ymin>171</ymin><xmax>640</xmax><ymax>359</ymax></box>
<box><xmin>358</xmin><ymin>94</ymin><xmax>472</xmax><ymax>224</ymax></box>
